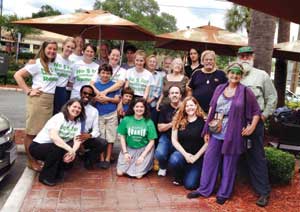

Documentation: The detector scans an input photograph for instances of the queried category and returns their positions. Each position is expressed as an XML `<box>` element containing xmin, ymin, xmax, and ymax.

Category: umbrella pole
<box><xmin>120</xmin><ymin>40</ymin><xmax>124</xmax><ymax>66</ymax></box>
<box><xmin>98</xmin><ymin>25</ymin><xmax>102</xmax><ymax>60</ymax></box>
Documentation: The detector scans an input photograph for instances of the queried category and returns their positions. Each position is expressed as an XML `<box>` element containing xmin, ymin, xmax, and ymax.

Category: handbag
<box><xmin>208</xmin><ymin>113</ymin><xmax>224</xmax><ymax>133</ymax></box>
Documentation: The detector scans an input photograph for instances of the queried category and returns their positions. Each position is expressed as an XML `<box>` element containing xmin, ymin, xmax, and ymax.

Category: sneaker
<box><xmin>256</xmin><ymin>195</ymin><xmax>269</xmax><ymax>207</ymax></box>
<box><xmin>187</xmin><ymin>191</ymin><xmax>202</xmax><ymax>199</ymax></box>
<box><xmin>157</xmin><ymin>169</ymin><xmax>167</xmax><ymax>177</ymax></box>
<box><xmin>216</xmin><ymin>196</ymin><xmax>227</xmax><ymax>205</ymax></box>
<box><xmin>101</xmin><ymin>161</ymin><xmax>110</xmax><ymax>169</ymax></box>
<box><xmin>172</xmin><ymin>180</ymin><xmax>182</xmax><ymax>186</ymax></box>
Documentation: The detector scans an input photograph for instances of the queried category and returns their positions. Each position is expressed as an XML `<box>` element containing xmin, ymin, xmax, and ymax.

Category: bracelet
<box><xmin>123</xmin><ymin>151</ymin><xmax>128</xmax><ymax>155</ymax></box>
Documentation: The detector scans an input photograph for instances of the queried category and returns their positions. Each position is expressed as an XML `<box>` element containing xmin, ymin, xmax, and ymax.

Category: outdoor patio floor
<box><xmin>20</xmin><ymin>157</ymin><xmax>300</xmax><ymax>212</ymax></box>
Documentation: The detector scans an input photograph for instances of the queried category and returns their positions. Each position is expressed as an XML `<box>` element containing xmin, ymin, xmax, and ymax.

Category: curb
<box><xmin>1</xmin><ymin>168</ymin><xmax>36</xmax><ymax>212</ymax></box>
<box><xmin>0</xmin><ymin>87</ymin><xmax>22</xmax><ymax>92</ymax></box>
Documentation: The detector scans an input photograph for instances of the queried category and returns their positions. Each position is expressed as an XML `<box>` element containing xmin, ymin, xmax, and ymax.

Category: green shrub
<box><xmin>265</xmin><ymin>147</ymin><xmax>296</xmax><ymax>184</ymax></box>
<box><xmin>18</xmin><ymin>52</ymin><xmax>35</xmax><ymax>60</ymax></box>
<box><xmin>0</xmin><ymin>70</ymin><xmax>32</xmax><ymax>85</ymax></box>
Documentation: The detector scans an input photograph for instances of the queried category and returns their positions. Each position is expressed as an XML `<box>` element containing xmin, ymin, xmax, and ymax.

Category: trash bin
<box><xmin>0</xmin><ymin>54</ymin><xmax>9</xmax><ymax>85</ymax></box>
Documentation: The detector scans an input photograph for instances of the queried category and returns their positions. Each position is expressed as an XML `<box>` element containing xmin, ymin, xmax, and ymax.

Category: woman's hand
<box><xmin>136</xmin><ymin>155</ymin><xmax>145</xmax><ymax>165</ymax></box>
<box><xmin>204</xmin><ymin>133</ymin><xmax>210</xmax><ymax>143</ymax></box>
<box><xmin>28</xmin><ymin>87</ymin><xmax>42</xmax><ymax>96</ymax></box>
<box><xmin>63</xmin><ymin>152</ymin><xmax>75</xmax><ymax>163</ymax></box>
<box><xmin>124</xmin><ymin>152</ymin><xmax>131</xmax><ymax>164</ymax></box>
<box><xmin>184</xmin><ymin>153</ymin><xmax>194</xmax><ymax>163</ymax></box>
<box><xmin>242</xmin><ymin>124</ymin><xmax>256</xmax><ymax>136</ymax></box>
<box><xmin>189</xmin><ymin>154</ymin><xmax>199</xmax><ymax>164</ymax></box>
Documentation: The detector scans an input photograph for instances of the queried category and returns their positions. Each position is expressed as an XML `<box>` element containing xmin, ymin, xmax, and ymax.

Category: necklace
<box><xmin>205</xmin><ymin>74</ymin><xmax>213</xmax><ymax>84</ymax></box>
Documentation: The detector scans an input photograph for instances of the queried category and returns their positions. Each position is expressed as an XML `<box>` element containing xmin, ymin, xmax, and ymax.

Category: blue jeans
<box><xmin>154</xmin><ymin>134</ymin><xmax>175</xmax><ymax>169</ymax></box>
<box><xmin>169</xmin><ymin>151</ymin><xmax>203</xmax><ymax>190</ymax></box>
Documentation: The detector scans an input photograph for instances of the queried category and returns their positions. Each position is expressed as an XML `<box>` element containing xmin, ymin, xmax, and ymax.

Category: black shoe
<box><xmin>56</xmin><ymin>170</ymin><xmax>64</xmax><ymax>181</ymax></box>
<box><xmin>39</xmin><ymin>178</ymin><xmax>56</xmax><ymax>186</ymax></box>
<box><xmin>216</xmin><ymin>197</ymin><xmax>227</xmax><ymax>205</ymax></box>
<box><xmin>187</xmin><ymin>191</ymin><xmax>202</xmax><ymax>199</ymax></box>
<box><xmin>101</xmin><ymin>161</ymin><xmax>110</xmax><ymax>169</ymax></box>
<box><xmin>84</xmin><ymin>159</ymin><xmax>93</xmax><ymax>170</ymax></box>
<box><xmin>256</xmin><ymin>195</ymin><xmax>269</xmax><ymax>207</ymax></box>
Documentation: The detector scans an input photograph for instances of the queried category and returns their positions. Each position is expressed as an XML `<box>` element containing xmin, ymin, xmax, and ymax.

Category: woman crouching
<box><xmin>29</xmin><ymin>98</ymin><xmax>85</xmax><ymax>186</ymax></box>
<box><xmin>117</xmin><ymin>98</ymin><xmax>157</xmax><ymax>179</ymax></box>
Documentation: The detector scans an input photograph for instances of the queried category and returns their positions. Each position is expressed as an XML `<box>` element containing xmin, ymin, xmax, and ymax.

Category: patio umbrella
<box><xmin>155</xmin><ymin>25</ymin><xmax>247</xmax><ymax>56</ymax></box>
<box><xmin>12</xmin><ymin>9</ymin><xmax>155</xmax><ymax>41</ymax></box>
<box><xmin>273</xmin><ymin>41</ymin><xmax>300</xmax><ymax>62</ymax></box>
<box><xmin>229</xmin><ymin>0</ymin><xmax>300</xmax><ymax>24</ymax></box>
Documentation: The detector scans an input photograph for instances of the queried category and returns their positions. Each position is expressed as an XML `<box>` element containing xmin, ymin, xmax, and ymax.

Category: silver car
<box><xmin>0</xmin><ymin>114</ymin><xmax>17</xmax><ymax>181</ymax></box>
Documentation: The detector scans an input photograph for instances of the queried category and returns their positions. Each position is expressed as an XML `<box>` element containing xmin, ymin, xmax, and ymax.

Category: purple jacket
<box><xmin>202</xmin><ymin>82</ymin><xmax>261</xmax><ymax>154</ymax></box>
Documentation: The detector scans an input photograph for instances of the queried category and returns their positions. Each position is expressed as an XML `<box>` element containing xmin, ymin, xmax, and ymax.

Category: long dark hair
<box><xmin>187</xmin><ymin>48</ymin><xmax>201</xmax><ymax>65</ymax></box>
<box><xmin>125</xmin><ymin>98</ymin><xmax>150</xmax><ymax>119</ymax></box>
<box><xmin>61</xmin><ymin>98</ymin><xmax>86</xmax><ymax>122</ymax></box>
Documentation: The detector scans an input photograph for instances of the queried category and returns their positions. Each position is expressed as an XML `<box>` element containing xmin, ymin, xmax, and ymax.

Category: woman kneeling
<box><xmin>29</xmin><ymin>98</ymin><xmax>85</xmax><ymax>186</ymax></box>
<box><xmin>117</xmin><ymin>98</ymin><xmax>157</xmax><ymax>179</ymax></box>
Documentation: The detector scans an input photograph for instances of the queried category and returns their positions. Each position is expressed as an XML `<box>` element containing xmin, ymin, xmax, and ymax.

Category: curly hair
<box><xmin>173</xmin><ymin>96</ymin><xmax>205</xmax><ymax>130</ymax></box>
<box><xmin>125</xmin><ymin>98</ymin><xmax>151</xmax><ymax>119</ymax></box>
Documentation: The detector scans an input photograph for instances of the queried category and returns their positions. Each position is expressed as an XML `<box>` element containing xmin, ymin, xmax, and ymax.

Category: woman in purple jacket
<box><xmin>187</xmin><ymin>62</ymin><xmax>261</xmax><ymax>205</ymax></box>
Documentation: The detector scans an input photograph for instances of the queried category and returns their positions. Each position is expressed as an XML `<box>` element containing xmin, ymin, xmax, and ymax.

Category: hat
<box><xmin>225</xmin><ymin>62</ymin><xmax>245</xmax><ymax>74</ymax></box>
<box><xmin>237</xmin><ymin>46</ymin><xmax>254</xmax><ymax>54</ymax></box>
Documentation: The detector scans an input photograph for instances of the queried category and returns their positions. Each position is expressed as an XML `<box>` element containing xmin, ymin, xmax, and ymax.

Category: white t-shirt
<box><xmin>69</xmin><ymin>60</ymin><xmax>99</xmax><ymax>98</ymax></box>
<box><xmin>126</xmin><ymin>67</ymin><xmax>153</xmax><ymax>96</ymax></box>
<box><xmin>91</xmin><ymin>65</ymin><xmax>126</xmax><ymax>83</ymax></box>
<box><xmin>54</xmin><ymin>54</ymin><xmax>73</xmax><ymax>87</ymax></box>
<box><xmin>84</xmin><ymin>104</ymin><xmax>100</xmax><ymax>138</ymax></box>
<box><xmin>25</xmin><ymin>58</ymin><xmax>58</xmax><ymax>94</ymax></box>
<box><xmin>33</xmin><ymin>113</ymin><xmax>81</xmax><ymax>144</ymax></box>
<box><xmin>69</xmin><ymin>54</ymin><xmax>84</xmax><ymax>64</ymax></box>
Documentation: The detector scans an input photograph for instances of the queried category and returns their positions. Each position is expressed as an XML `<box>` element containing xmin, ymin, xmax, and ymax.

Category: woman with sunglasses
<box><xmin>187</xmin><ymin>63</ymin><xmax>261</xmax><ymax>205</ymax></box>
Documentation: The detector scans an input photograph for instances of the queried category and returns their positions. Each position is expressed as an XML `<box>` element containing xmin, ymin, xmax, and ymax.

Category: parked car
<box><xmin>0</xmin><ymin>114</ymin><xmax>17</xmax><ymax>181</ymax></box>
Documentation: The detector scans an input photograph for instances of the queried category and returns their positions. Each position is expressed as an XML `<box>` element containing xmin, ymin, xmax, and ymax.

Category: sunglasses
<box><xmin>82</xmin><ymin>91</ymin><xmax>94</xmax><ymax>97</ymax></box>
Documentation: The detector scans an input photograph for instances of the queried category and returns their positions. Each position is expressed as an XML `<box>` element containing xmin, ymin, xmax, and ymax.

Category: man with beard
<box><xmin>78</xmin><ymin>85</ymin><xmax>107</xmax><ymax>169</ymax></box>
<box><xmin>154</xmin><ymin>85</ymin><xmax>182</xmax><ymax>177</ymax></box>
<box><xmin>237</xmin><ymin>46</ymin><xmax>277</xmax><ymax>207</ymax></box>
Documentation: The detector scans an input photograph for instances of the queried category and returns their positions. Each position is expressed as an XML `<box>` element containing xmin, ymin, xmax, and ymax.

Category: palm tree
<box><xmin>274</xmin><ymin>19</ymin><xmax>290</xmax><ymax>107</ymax></box>
<box><xmin>225</xmin><ymin>5</ymin><xmax>251</xmax><ymax>34</ymax></box>
<box><xmin>248</xmin><ymin>10</ymin><xmax>276</xmax><ymax>74</ymax></box>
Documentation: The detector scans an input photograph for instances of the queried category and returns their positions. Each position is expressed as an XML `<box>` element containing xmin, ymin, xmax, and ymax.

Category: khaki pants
<box><xmin>98</xmin><ymin>111</ymin><xmax>118</xmax><ymax>143</ymax></box>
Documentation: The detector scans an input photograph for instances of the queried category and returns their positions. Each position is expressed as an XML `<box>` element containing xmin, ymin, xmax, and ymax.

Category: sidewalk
<box><xmin>20</xmin><ymin>155</ymin><xmax>300</xmax><ymax>212</ymax></box>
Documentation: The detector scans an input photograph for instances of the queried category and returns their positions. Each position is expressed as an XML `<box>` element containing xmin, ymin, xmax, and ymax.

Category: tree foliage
<box><xmin>93</xmin><ymin>0</ymin><xmax>177</xmax><ymax>53</ymax></box>
<box><xmin>225</xmin><ymin>5</ymin><xmax>251</xmax><ymax>34</ymax></box>
<box><xmin>32</xmin><ymin>4</ymin><xmax>62</xmax><ymax>18</ymax></box>
<box><xmin>93</xmin><ymin>0</ymin><xmax>176</xmax><ymax>34</ymax></box>
<box><xmin>0</xmin><ymin>14</ymin><xmax>40</xmax><ymax>41</ymax></box>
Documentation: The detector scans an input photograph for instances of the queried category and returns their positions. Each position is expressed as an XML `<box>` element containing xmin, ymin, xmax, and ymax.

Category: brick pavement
<box><xmin>19</xmin><ymin>154</ymin><xmax>300</xmax><ymax>212</ymax></box>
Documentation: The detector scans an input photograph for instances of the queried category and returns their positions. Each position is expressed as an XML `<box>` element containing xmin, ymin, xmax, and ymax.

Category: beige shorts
<box><xmin>26</xmin><ymin>93</ymin><xmax>54</xmax><ymax>135</ymax></box>
<box><xmin>99</xmin><ymin>111</ymin><xmax>118</xmax><ymax>144</ymax></box>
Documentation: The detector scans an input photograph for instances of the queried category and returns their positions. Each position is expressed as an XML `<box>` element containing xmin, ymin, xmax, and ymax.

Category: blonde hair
<box><xmin>135</xmin><ymin>49</ymin><xmax>147</xmax><ymax>61</ymax></box>
<box><xmin>146</xmin><ymin>54</ymin><xmax>157</xmax><ymax>70</ymax></box>
<box><xmin>173</xmin><ymin>96</ymin><xmax>206</xmax><ymax>130</ymax></box>
<box><xmin>171</xmin><ymin>57</ymin><xmax>184</xmax><ymax>74</ymax></box>
<box><xmin>62</xmin><ymin>37</ymin><xmax>75</xmax><ymax>51</ymax></box>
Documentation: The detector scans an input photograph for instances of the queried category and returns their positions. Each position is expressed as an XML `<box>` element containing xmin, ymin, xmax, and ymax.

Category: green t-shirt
<box><xmin>117</xmin><ymin>115</ymin><xmax>157</xmax><ymax>149</ymax></box>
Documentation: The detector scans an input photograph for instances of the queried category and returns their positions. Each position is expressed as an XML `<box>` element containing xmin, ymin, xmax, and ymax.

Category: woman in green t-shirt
<box><xmin>117</xmin><ymin>98</ymin><xmax>158</xmax><ymax>178</ymax></box>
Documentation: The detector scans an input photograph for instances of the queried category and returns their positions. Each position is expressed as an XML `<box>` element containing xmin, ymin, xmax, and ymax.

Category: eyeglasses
<box><xmin>82</xmin><ymin>91</ymin><xmax>94</xmax><ymax>96</ymax></box>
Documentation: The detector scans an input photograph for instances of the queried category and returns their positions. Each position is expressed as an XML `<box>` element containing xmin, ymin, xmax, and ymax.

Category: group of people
<box><xmin>14</xmin><ymin>35</ymin><xmax>277</xmax><ymax>207</ymax></box>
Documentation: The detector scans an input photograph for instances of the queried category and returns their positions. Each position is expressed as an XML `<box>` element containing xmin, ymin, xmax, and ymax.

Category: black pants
<box><xmin>82</xmin><ymin>136</ymin><xmax>107</xmax><ymax>163</ymax></box>
<box><xmin>246</xmin><ymin>120</ymin><xmax>271</xmax><ymax>196</ymax></box>
<box><xmin>29</xmin><ymin>141</ymin><xmax>73</xmax><ymax>182</ymax></box>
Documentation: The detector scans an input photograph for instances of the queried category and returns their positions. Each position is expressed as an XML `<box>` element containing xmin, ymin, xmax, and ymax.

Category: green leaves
<box><xmin>265</xmin><ymin>147</ymin><xmax>296</xmax><ymax>184</ymax></box>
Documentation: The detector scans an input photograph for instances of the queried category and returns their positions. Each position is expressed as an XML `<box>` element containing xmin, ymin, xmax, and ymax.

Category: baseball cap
<box><xmin>237</xmin><ymin>46</ymin><xmax>254</xmax><ymax>54</ymax></box>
